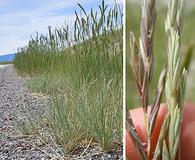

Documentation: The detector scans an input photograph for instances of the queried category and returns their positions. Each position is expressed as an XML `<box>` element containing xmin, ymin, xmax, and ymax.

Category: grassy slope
<box><xmin>14</xmin><ymin>1</ymin><xmax>122</xmax><ymax>152</ymax></box>
<box><xmin>126</xmin><ymin>1</ymin><xmax>195</xmax><ymax>109</ymax></box>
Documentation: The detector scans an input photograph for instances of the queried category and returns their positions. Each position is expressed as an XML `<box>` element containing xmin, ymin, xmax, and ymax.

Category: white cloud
<box><xmin>0</xmin><ymin>0</ymin><xmax>124</xmax><ymax>55</ymax></box>
<box><xmin>0</xmin><ymin>0</ymin><xmax>80</xmax><ymax>55</ymax></box>
<box><xmin>0</xmin><ymin>14</ymin><xmax>76</xmax><ymax>55</ymax></box>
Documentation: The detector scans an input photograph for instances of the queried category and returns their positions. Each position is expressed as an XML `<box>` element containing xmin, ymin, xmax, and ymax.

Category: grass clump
<box><xmin>74</xmin><ymin>78</ymin><xmax>122</xmax><ymax>151</ymax></box>
<box><xmin>14</xmin><ymin>0</ymin><xmax>122</xmax><ymax>153</ymax></box>
<box><xmin>48</xmin><ymin>96</ymin><xmax>87</xmax><ymax>151</ymax></box>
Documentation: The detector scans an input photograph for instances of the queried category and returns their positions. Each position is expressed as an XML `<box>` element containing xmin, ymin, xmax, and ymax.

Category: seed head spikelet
<box><xmin>128</xmin><ymin>0</ymin><xmax>168</xmax><ymax>159</ymax></box>
<box><xmin>140</xmin><ymin>0</ymin><xmax>157</xmax><ymax>112</ymax></box>
<box><xmin>165</xmin><ymin>0</ymin><xmax>186</xmax><ymax>159</ymax></box>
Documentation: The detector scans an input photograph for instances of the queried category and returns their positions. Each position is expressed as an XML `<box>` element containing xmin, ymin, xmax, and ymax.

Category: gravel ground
<box><xmin>0</xmin><ymin>65</ymin><xmax>123</xmax><ymax>160</ymax></box>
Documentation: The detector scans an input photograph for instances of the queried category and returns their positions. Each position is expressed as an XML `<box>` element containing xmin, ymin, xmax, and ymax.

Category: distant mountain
<box><xmin>0</xmin><ymin>53</ymin><xmax>16</xmax><ymax>62</ymax></box>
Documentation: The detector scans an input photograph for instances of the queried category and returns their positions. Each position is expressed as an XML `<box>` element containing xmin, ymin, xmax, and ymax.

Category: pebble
<box><xmin>0</xmin><ymin>65</ymin><xmax>123</xmax><ymax>159</ymax></box>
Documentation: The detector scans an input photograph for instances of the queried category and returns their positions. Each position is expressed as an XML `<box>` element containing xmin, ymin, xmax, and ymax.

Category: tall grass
<box><xmin>14</xmin><ymin>0</ymin><xmax>122</xmax><ymax>153</ymax></box>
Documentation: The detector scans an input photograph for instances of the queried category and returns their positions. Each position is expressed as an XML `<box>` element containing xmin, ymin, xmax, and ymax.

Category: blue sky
<box><xmin>0</xmin><ymin>0</ymin><xmax>122</xmax><ymax>55</ymax></box>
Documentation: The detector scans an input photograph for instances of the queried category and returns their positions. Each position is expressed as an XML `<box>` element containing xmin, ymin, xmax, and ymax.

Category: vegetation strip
<box><xmin>13</xmin><ymin>0</ymin><xmax>123</xmax><ymax>158</ymax></box>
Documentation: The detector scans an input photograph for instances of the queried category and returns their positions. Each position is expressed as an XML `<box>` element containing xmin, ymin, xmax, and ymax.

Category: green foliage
<box><xmin>48</xmin><ymin>96</ymin><xmax>87</xmax><ymax>151</ymax></box>
<box><xmin>16</xmin><ymin>117</ymin><xmax>39</xmax><ymax>136</ymax></box>
<box><xmin>73</xmin><ymin>78</ymin><xmax>122</xmax><ymax>151</ymax></box>
<box><xmin>14</xmin><ymin>0</ymin><xmax>122</xmax><ymax>152</ymax></box>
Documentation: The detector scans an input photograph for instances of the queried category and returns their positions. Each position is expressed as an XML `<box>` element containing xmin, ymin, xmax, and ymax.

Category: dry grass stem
<box><xmin>126</xmin><ymin>112</ymin><xmax>147</xmax><ymax>160</ymax></box>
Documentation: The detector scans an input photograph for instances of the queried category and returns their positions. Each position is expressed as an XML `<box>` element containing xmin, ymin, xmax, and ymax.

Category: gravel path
<box><xmin>0</xmin><ymin>65</ymin><xmax>53</xmax><ymax>159</ymax></box>
<box><xmin>0</xmin><ymin>65</ymin><xmax>122</xmax><ymax>160</ymax></box>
